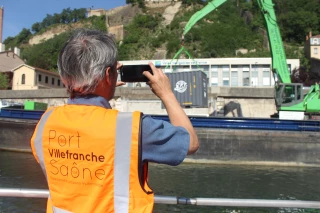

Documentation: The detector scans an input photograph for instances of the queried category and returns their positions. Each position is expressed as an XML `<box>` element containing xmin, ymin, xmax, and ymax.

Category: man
<box><xmin>31</xmin><ymin>29</ymin><xmax>199</xmax><ymax>213</ymax></box>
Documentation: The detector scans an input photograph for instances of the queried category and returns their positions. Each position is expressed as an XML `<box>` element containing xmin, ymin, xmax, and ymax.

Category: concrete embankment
<box><xmin>0</xmin><ymin>87</ymin><xmax>277</xmax><ymax>118</ymax></box>
<box><xmin>1</xmin><ymin>118</ymin><xmax>320</xmax><ymax>167</ymax></box>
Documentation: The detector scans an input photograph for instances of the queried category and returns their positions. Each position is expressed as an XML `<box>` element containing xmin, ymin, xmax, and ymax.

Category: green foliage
<box><xmin>5</xmin><ymin>9</ymin><xmax>107</xmax><ymax>71</ymax></box>
<box><xmin>4</xmin><ymin>7</ymin><xmax>87</xmax><ymax>50</ymax></box>
<box><xmin>31</xmin><ymin>22</ymin><xmax>41</xmax><ymax>33</ymax></box>
<box><xmin>32</xmin><ymin>8</ymin><xmax>87</xmax><ymax>33</ymax></box>
<box><xmin>279</xmin><ymin>10</ymin><xmax>318</xmax><ymax>44</ymax></box>
<box><xmin>21</xmin><ymin>32</ymin><xmax>72</xmax><ymax>71</ymax></box>
<box><xmin>4</xmin><ymin>0</ymin><xmax>318</xmax><ymax>71</ymax></box>
<box><xmin>166</xmin><ymin>35</ymin><xmax>181</xmax><ymax>56</ymax></box>
<box><xmin>164</xmin><ymin>0</ymin><xmax>263</xmax><ymax>59</ymax></box>
<box><xmin>126</xmin><ymin>0</ymin><xmax>146</xmax><ymax>9</ymax></box>
<box><xmin>134</xmin><ymin>14</ymin><xmax>159</xmax><ymax>29</ymax></box>
<box><xmin>118</xmin><ymin>13</ymin><xmax>164</xmax><ymax>60</ymax></box>
<box><xmin>86</xmin><ymin>15</ymin><xmax>107</xmax><ymax>32</ymax></box>
<box><xmin>274</xmin><ymin>0</ymin><xmax>320</xmax><ymax>44</ymax></box>
<box><xmin>181</xmin><ymin>0</ymin><xmax>207</xmax><ymax>6</ymax></box>
<box><xmin>0</xmin><ymin>73</ymin><xmax>9</xmax><ymax>90</ymax></box>
<box><xmin>3</xmin><ymin>28</ymin><xmax>32</xmax><ymax>50</ymax></box>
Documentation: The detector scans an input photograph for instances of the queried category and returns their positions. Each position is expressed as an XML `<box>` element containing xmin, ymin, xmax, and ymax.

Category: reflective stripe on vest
<box><xmin>33</xmin><ymin>111</ymin><xmax>135</xmax><ymax>213</ymax></box>
<box><xmin>114</xmin><ymin>112</ymin><xmax>132</xmax><ymax>213</ymax></box>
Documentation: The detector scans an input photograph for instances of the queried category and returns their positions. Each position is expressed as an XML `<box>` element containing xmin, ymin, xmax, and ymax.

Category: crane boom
<box><xmin>183</xmin><ymin>0</ymin><xmax>290</xmax><ymax>84</ymax></box>
<box><xmin>180</xmin><ymin>0</ymin><xmax>320</xmax><ymax>119</ymax></box>
<box><xmin>183</xmin><ymin>0</ymin><xmax>227</xmax><ymax>36</ymax></box>
<box><xmin>256</xmin><ymin>0</ymin><xmax>290</xmax><ymax>84</ymax></box>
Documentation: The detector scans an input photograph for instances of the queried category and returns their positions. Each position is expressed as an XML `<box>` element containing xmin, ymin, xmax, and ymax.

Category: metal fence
<box><xmin>1</xmin><ymin>188</ymin><xmax>320</xmax><ymax>209</ymax></box>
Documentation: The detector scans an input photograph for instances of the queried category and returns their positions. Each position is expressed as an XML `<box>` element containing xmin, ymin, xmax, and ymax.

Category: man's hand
<box><xmin>143</xmin><ymin>62</ymin><xmax>199</xmax><ymax>155</ymax></box>
<box><xmin>116</xmin><ymin>62</ymin><xmax>126</xmax><ymax>87</ymax></box>
<box><xmin>116</xmin><ymin>81</ymin><xmax>125</xmax><ymax>87</ymax></box>
<box><xmin>143</xmin><ymin>62</ymin><xmax>173</xmax><ymax>100</ymax></box>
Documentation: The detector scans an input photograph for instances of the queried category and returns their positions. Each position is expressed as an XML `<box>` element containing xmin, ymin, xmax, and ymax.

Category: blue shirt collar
<box><xmin>67</xmin><ymin>95</ymin><xmax>112</xmax><ymax>109</ymax></box>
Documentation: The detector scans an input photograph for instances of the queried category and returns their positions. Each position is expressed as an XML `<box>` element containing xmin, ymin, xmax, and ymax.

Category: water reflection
<box><xmin>1</xmin><ymin>151</ymin><xmax>320</xmax><ymax>213</ymax></box>
<box><xmin>149</xmin><ymin>164</ymin><xmax>320</xmax><ymax>213</ymax></box>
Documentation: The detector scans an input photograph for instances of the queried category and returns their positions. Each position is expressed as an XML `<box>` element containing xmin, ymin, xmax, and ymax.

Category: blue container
<box><xmin>0</xmin><ymin>108</ymin><xmax>45</xmax><ymax>120</ymax></box>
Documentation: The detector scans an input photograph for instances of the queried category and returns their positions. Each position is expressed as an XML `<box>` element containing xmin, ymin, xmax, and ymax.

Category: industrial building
<box><xmin>120</xmin><ymin>58</ymin><xmax>300</xmax><ymax>88</ymax></box>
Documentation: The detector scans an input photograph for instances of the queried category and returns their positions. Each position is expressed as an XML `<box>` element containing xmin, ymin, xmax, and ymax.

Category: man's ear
<box><xmin>105</xmin><ymin>67</ymin><xmax>112</xmax><ymax>85</ymax></box>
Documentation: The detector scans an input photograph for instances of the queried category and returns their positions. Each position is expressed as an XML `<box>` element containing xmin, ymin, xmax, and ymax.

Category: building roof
<box><xmin>0</xmin><ymin>51</ymin><xmax>25</xmax><ymax>72</ymax></box>
<box><xmin>311</xmin><ymin>35</ymin><xmax>320</xmax><ymax>38</ymax></box>
<box><xmin>12</xmin><ymin>64</ymin><xmax>60</xmax><ymax>77</ymax></box>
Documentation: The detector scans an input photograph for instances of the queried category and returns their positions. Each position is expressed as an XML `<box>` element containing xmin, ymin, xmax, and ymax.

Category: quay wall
<box><xmin>0</xmin><ymin>87</ymin><xmax>276</xmax><ymax>118</ymax></box>
<box><xmin>1</xmin><ymin>118</ymin><xmax>319</xmax><ymax>167</ymax></box>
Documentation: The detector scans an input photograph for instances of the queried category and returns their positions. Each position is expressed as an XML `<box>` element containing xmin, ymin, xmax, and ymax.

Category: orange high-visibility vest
<box><xmin>31</xmin><ymin>105</ymin><xmax>154</xmax><ymax>213</ymax></box>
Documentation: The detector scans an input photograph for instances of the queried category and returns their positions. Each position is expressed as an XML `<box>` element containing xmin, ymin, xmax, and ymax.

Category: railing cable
<box><xmin>1</xmin><ymin>188</ymin><xmax>320</xmax><ymax>209</ymax></box>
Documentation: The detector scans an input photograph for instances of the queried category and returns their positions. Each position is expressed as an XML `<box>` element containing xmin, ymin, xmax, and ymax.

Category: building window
<box><xmin>315</xmin><ymin>48</ymin><xmax>318</xmax><ymax>55</ymax></box>
<box><xmin>58</xmin><ymin>79</ymin><xmax>61</xmax><ymax>86</ymax></box>
<box><xmin>211</xmin><ymin>71</ymin><xmax>218</xmax><ymax>86</ymax></box>
<box><xmin>223</xmin><ymin>71</ymin><xmax>229</xmax><ymax>86</ymax></box>
<box><xmin>263</xmin><ymin>71</ymin><xmax>270</xmax><ymax>86</ymax></box>
<box><xmin>192</xmin><ymin>65</ymin><xmax>209</xmax><ymax>77</ymax></box>
<box><xmin>243</xmin><ymin>71</ymin><xmax>250</xmax><ymax>86</ymax></box>
<box><xmin>243</xmin><ymin>65</ymin><xmax>250</xmax><ymax>71</ymax></box>
<box><xmin>231</xmin><ymin>71</ymin><xmax>238</xmax><ymax>86</ymax></box>
<box><xmin>52</xmin><ymin>78</ymin><xmax>55</xmax><ymax>85</ymax></box>
<box><xmin>45</xmin><ymin>76</ymin><xmax>48</xmax><ymax>83</ymax></box>
<box><xmin>211</xmin><ymin>65</ymin><xmax>218</xmax><ymax>71</ymax></box>
<box><xmin>21</xmin><ymin>74</ymin><xmax>25</xmax><ymax>84</ymax></box>
<box><xmin>38</xmin><ymin>74</ymin><xmax>42</xmax><ymax>82</ymax></box>
<box><xmin>222</xmin><ymin>65</ymin><xmax>229</xmax><ymax>71</ymax></box>
<box><xmin>251</xmin><ymin>71</ymin><xmax>258</xmax><ymax>86</ymax></box>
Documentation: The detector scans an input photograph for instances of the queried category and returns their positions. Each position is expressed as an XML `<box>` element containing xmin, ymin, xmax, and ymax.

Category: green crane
<box><xmin>180</xmin><ymin>0</ymin><xmax>320</xmax><ymax>120</ymax></box>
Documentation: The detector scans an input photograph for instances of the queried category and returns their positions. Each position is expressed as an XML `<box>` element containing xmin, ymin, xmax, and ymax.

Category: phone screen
<box><xmin>120</xmin><ymin>65</ymin><xmax>153</xmax><ymax>82</ymax></box>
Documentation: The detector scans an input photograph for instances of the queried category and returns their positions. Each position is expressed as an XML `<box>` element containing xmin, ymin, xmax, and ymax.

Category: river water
<box><xmin>0</xmin><ymin>151</ymin><xmax>320</xmax><ymax>213</ymax></box>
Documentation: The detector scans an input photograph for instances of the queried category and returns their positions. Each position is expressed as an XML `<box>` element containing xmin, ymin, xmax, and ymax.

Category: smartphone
<box><xmin>119</xmin><ymin>65</ymin><xmax>153</xmax><ymax>82</ymax></box>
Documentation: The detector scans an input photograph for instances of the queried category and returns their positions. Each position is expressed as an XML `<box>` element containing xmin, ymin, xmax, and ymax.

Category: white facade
<box><xmin>310</xmin><ymin>37</ymin><xmax>320</xmax><ymax>60</ymax></box>
<box><xmin>12</xmin><ymin>64</ymin><xmax>64</xmax><ymax>90</ymax></box>
<box><xmin>119</xmin><ymin>58</ymin><xmax>300</xmax><ymax>88</ymax></box>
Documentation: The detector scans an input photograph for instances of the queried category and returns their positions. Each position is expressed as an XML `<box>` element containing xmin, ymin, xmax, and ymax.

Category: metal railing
<box><xmin>151</xmin><ymin>115</ymin><xmax>320</xmax><ymax>132</ymax></box>
<box><xmin>1</xmin><ymin>110</ymin><xmax>320</xmax><ymax>132</ymax></box>
<box><xmin>1</xmin><ymin>188</ymin><xmax>320</xmax><ymax>209</ymax></box>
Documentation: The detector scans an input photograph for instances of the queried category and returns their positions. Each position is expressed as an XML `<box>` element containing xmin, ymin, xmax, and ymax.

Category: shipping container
<box><xmin>24</xmin><ymin>101</ymin><xmax>48</xmax><ymax>110</ymax></box>
<box><xmin>163</xmin><ymin>71</ymin><xmax>208</xmax><ymax>108</ymax></box>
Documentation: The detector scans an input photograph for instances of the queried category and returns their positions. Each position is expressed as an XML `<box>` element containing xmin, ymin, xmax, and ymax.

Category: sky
<box><xmin>1</xmin><ymin>0</ymin><xmax>127</xmax><ymax>42</ymax></box>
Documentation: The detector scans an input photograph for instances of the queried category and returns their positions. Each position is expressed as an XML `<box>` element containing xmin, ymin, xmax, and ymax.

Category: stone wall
<box><xmin>108</xmin><ymin>25</ymin><xmax>125</xmax><ymax>41</ymax></box>
<box><xmin>0</xmin><ymin>87</ymin><xmax>277</xmax><ymax>117</ymax></box>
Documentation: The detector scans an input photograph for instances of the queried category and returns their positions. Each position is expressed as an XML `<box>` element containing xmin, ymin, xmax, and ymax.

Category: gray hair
<box><xmin>57</xmin><ymin>29</ymin><xmax>118</xmax><ymax>97</ymax></box>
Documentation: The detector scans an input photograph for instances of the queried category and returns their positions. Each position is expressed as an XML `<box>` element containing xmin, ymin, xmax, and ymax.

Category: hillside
<box><xmin>3</xmin><ymin>0</ymin><xmax>320</xmax><ymax>71</ymax></box>
<box><xmin>29</xmin><ymin>22</ymin><xmax>86</xmax><ymax>45</ymax></box>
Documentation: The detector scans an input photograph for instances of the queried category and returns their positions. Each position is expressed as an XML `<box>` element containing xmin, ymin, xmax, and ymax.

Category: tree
<box><xmin>279</xmin><ymin>10</ymin><xmax>318</xmax><ymax>44</ymax></box>
<box><xmin>3</xmin><ymin>28</ymin><xmax>31</xmax><ymax>50</ymax></box>
<box><xmin>21</xmin><ymin>32</ymin><xmax>72</xmax><ymax>71</ymax></box>
<box><xmin>52</xmin><ymin>13</ymin><xmax>61</xmax><ymax>24</ymax></box>
<box><xmin>3</xmin><ymin>36</ymin><xmax>15</xmax><ymax>46</ymax></box>
<box><xmin>16</xmin><ymin>28</ymin><xmax>32</xmax><ymax>44</ymax></box>
<box><xmin>88</xmin><ymin>15</ymin><xmax>107</xmax><ymax>32</ymax></box>
<box><xmin>41</xmin><ymin>14</ymin><xmax>54</xmax><ymax>28</ymax></box>
<box><xmin>0</xmin><ymin>73</ymin><xmax>9</xmax><ymax>90</ymax></box>
<box><xmin>31</xmin><ymin>22</ymin><xmax>41</xmax><ymax>33</ymax></box>
<box><xmin>71</xmin><ymin>8</ymin><xmax>87</xmax><ymax>22</ymax></box>
<box><xmin>126</xmin><ymin>0</ymin><xmax>145</xmax><ymax>8</ymax></box>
